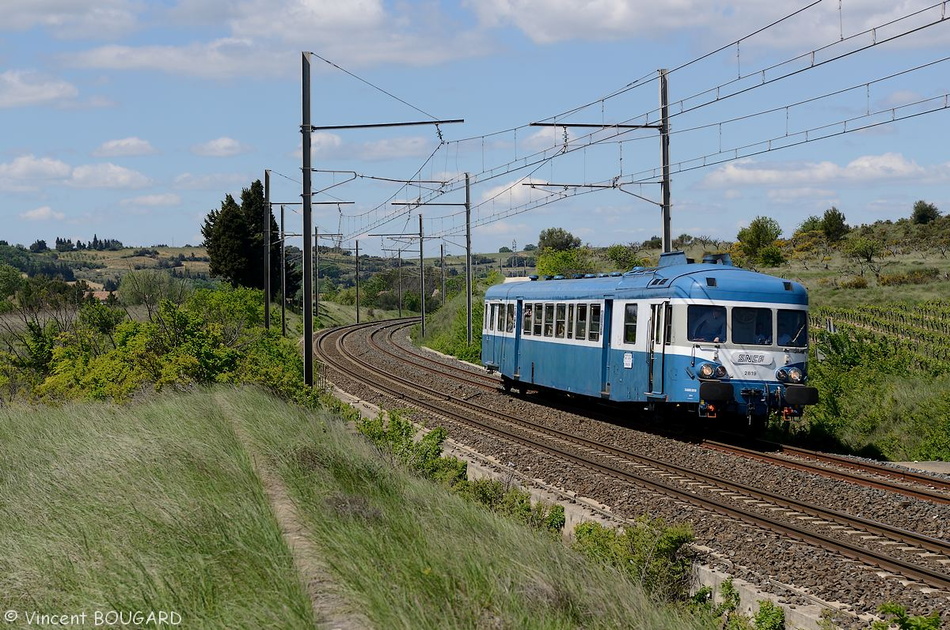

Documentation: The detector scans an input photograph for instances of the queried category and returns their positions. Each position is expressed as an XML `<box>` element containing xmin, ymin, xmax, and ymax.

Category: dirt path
<box><xmin>221</xmin><ymin>396</ymin><xmax>372</xmax><ymax>630</ymax></box>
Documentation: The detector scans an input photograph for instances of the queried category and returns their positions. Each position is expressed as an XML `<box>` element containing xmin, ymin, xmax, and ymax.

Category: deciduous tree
<box><xmin>538</xmin><ymin>227</ymin><xmax>581</xmax><ymax>251</ymax></box>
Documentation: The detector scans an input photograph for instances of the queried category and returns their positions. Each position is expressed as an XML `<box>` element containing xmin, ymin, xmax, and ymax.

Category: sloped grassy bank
<box><xmin>0</xmin><ymin>386</ymin><xmax>709</xmax><ymax>629</ymax></box>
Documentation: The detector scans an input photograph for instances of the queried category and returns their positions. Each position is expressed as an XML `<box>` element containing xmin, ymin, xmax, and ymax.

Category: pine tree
<box><xmin>201</xmin><ymin>180</ymin><xmax>284</xmax><ymax>297</ymax></box>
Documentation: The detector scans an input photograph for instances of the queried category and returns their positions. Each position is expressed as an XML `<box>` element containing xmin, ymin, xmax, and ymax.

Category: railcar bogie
<box><xmin>481</xmin><ymin>251</ymin><xmax>819</xmax><ymax>426</ymax></box>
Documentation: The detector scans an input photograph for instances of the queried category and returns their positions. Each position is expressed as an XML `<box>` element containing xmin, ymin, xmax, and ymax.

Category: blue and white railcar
<box><xmin>481</xmin><ymin>251</ymin><xmax>819</xmax><ymax>424</ymax></box>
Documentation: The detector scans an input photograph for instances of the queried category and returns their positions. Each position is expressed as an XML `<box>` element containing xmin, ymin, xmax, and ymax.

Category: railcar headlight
<box><xmin>787</xmin><ymin>367</ymin><xmax>804</xmax><ymax>383</ymax></box>
<box><xmin>698</xmin><ymin>363</ymin><xmax>727</xmax><ymax>379</ymax></box>
<box><xmin>776</xmin><ymin>367</ymin><xmax>804</xmax><ymax>383</ymax></box>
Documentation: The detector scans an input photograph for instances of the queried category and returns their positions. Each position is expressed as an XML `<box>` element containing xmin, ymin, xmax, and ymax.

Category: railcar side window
<box><xmin>555</xmin><ymin>304</ymin><xmax>566</xmax><ymax>338</ymax></box>
<box><xmin>777</xmin><ymin>310</ymin><xmax>808</xmax><ymax>347</ymax></box>
<box><xmin>523</xmin><ymin>303</ymin><xmax>533</xmax><ymax>335</ymax></box>
<box><xmin>505</xmin><ymin>304</ymin><xmax>515</xmax><ymax>332</ymax></box>
<box><xmin>488</xmin><ymin>304</ymin><xmax>497</xmax><ymax>332</ymax></box>
<box><xmin>576</xmin><ymin>304</ymin><xmax>588</xmax><ymax>339</ymax></box>
<box><xmin>533</xmin><ymin>304</ymin><xmax>543</xmax><ymax>336</ymax></box>
<box><xmin>589</xmin><ymin>304</ymin><xmax>601</xmax><ymax>342</ymax></box>
<box><xmin>623</xmin><ymin>303</ymin><xmax>638</xmax><ymax>344</ymax></box>
<box><xmin>688</xmin><ymin>305</ymin><xmax>726</xmax><ymax>342</ymax></box>
<box><xmin>497</xmin><ymin>303</ymin><xmax>505</xmax><ymax>332</ymax></box>
<box><xmin>732</xmin><ymin>307</ymin><xmax>772</xmax><ymax>345</ymax></box>
<box><xmin>566</xmin><ymin>304</ymin><xmax>575</xmax><ymax>339</ymax></box>
<box><xmin>664</xmin><ymin>303</ymin><xmax>672</xmax><ymax>346</ymax></box>
<box><xmin>543</xmin><ymin>304</ymin><xmax>555</xmax><ymax>337</ymax></box>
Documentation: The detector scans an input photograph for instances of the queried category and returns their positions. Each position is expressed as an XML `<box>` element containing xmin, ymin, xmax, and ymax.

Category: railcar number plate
<box><xmin>734</xmin><ymin>353</ymin><xmax>767</xmax><ymax>364</ymax></box>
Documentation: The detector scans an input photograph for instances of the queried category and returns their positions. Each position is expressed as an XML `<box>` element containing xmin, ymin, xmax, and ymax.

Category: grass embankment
<box><xmin>1</xmin><ymin>386</ymin><xmax>708</xmax><ymax>629</ymax></box>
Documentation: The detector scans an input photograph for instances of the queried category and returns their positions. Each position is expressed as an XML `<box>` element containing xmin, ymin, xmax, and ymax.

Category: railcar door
<box><xmin>511</xmin><ymin>300</ymin><xmax>523</xmax><ymax>380</ymax></box>
<box><xmin>600</xmin><ymin>299</ymin><xmax>613</xmax><ymax>397</ymax></box>
<box><xmin>483</xmin><ymin>301</ymin><xmax>500</xmax><ymax>368</ymax></box>
<box><xmin>648</xmin><ymin>301</ymin><xmax>670</xmax><ymax>396</ymax></box>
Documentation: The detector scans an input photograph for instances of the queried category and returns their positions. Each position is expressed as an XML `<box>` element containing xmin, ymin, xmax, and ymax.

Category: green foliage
<box><xmin>201</xmin><ymin>180</ymin><xmax>283</xmax><ymax>295</ymax></box>
<box><xmin>839</xmin><ymin>275</ymin><xmax>868</xmax><ymax>289</ymax></box>
<box><xmin>821</xmin><ymin>207</ymin><xmax>850</xmax><ymax>242</ymax></box>
<box><xmin>332</xmin><ymin>286</ymin><xmax>357</xmax><ymax>305</ymax></box>
<box><xmin>421</xmin><ymin>272</ymin><xmax>495</xmax><ymax>363</ymax></box>
<box><xmin>691</xmin><ymin>578</ymin><xmax>785</xmax><ymax>630</ymax></box>
<box><xmin>911</xmin><ymin>200</ymin><xmax>941</xmax><ymax>225</ymax></box>
<box><xmin>356</xmin><ymin>410</ymin><xmax>467</xmax><ymax>487</ymax></box>
<box><xmin>795</xmin><ymin>316</ymin><xmax>950</xmax><ymax>460</ymax></box>
<box><xmin>0</xmin><ymin>263</ymin><xmax>23</xmax><ymax>300</ymax></box>
<box><xmin>29</xmin><ymin>285</ymin><xmax>313</xmax><ymax>406</ymax></box>
<box><xmin>355</xmin><ymin>408</ymin><xmax>566</xmax><ymax>536</ymax></box>
<box><xmin>538</xmin><ymin>227</ymin><xmax>581</xmax><ymax>251</ymax></box>
<box><xmin>118</xmin><ymin>268</ymin><xmax>191</xmax><ymax>320</ymax></box>
<box><xmin>757</xmin><ymin>244</ymin><xmax>786</xmax><ymax>267</ymax></box>
<box><xmin>752</xmin><ymin>600</ymin><xmax>785</xmax><ymax>630</ymax></box>
<box><xmin>871</xmin><ymin>602</ymin><xmax>941</xmax><ymax>630</ymax></box>
<box><xmin>797</xmin><ymin>215</ymin><xmax>823</xmax><ymax>235</ymax></box>
<box><xmin>878</xmin><ymin>267</ymin><xmax>939</xmax><ymax>286</ymax></box>
<box><xmin>455</xmin><ymin>478</ymin><xmax>565</xmax><ymax>535</ymax></box>
<box><xmin>844</xmin><ymin>236</ymin><xmax>883</xmax><ymax>263</ymax></box>
<box><xmin>737</xmin><ymin>217</ymin><xmax>782</xmax><ymax>263</ymax></box>
<box><xmin>536</xmin><ymin>247</ymin><xmax>596</xmax><ymax>276</ymax></box>
<box><xmin>572</xmin><ymin>517</ymin><xmax>694</xmax><ymax>601</ymax></box>
<box><xmin>605</xmin><ymin>243</ymin><xmax>647</xmax><ymax>270</ymax></box>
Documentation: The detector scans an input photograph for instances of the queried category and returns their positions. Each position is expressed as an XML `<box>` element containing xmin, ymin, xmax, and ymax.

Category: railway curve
<box><xmin>314</xmin><ymin>319</ymin><xmax>950</xmax><ymax>626</ymax></box>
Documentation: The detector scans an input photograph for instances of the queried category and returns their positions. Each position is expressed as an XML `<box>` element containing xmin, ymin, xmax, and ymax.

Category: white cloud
<box><xmin>462</xmin><ymin>0</ymin><xmax>944</xmax><ymax>49</ymax></box>
<box><xmin>93</xmin><ymin>137</ymin><xmax>157</xmax><ymax>157</ymax></box>
<box><xmin>308</xmin><ymin>132</ymin><xmax>344</xmax><ymax>158</ymax></box>
<box><xmin>701</xmin><ymin>153</ymin><xmax>933</xmax><ymax>189</ymax></box>
<box><xmin>121</xmin><ymin>193</ymin><xmax>181</xmax><ymax>207</ymax></box>
<box><xmin>355</xmin><ymin>136</ymin><xmax>432</xmax><ymax>161</ymax></box>
<box><xmin>20</xmin><ymin>205</ymin><xmax>65</xmax><ymax>221</ymax></box>
<box><xmin>474</xmin><ymin>220</ymin><xmax>530</xmax><ymax>236</ymax></box>
<box><xmin>69</xmin><ymin>163</ymin><xmax>151</xmax><ymax>188</ymax></box>
<box><xmin>479</xmin><ymin>177</ymin><xmax>551</xmax><ymax>205</ymax></box>
<box><xmin>0</xmin><ymin>155</ymin><xmax>72</xmax><ymax>191</ymax></box>
<box><xmin>192</xmin><ymin>137</ymin><xmax>251</xmax><ymax>157</ymax></box>
<box><xmin>1</xmin><ymin>0</ymin><xmax>140</xmax><ymax>39</ymax></box>
<box><xmin>67</xmin><ymin>39</ymin><xmax>286</xmax><ymax>80</ymax></box>
<box><xmin>0</xmin><ymin>70</ymin><xmax>78</xmax><ymax>108</ymax></box>
<box><xmin>173</xmin><ymin>172</ymin><xmax>251</xmax><ymax>190</ymax></box>
<box><xmin>302</xmin><ymin>133</ymin><xmax>431</xmax><ymax>161</ymax></box>
<box><xmin>766</xmin><ymin>188</ymin><xmax>836</xmax><ymax>202</ymax></box>
<box><xmin>65</xmin><ymin>1</ymin><xmax>491</xmax><ymax>79</ymax></box>
<box><xmin>521</xmin><ymin>127</ymin><xmax>566</xmax><ymax>152</ymax></box>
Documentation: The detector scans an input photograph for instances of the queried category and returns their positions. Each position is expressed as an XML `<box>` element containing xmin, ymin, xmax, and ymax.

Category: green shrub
<box><xmin>871</xmin><ymin>602</ymin><xmax>941</xmax><ymax>630</ymax></box>
<box><xmin>356</xmin><ymin>410</ymin><xmax>467</xmax><ymax>487</ymax></box>
<box><xmin>878</xmin><ymin>267</ymin><xmax>940</xmax><ymax>286</ymax></box>
<box><xmin>753</xmin><ymin>600</ymin><xmax>785</xmax><ymax>630</ymax></box>
<box><xmin>839</xmin><ymin>275</ymin><xmax>868</xmax><ymax>289</ymax></box>
<box><xmin>572</xmin><ymin>517</ymin><xmax>693</xmax><ymax>601</ymax></box>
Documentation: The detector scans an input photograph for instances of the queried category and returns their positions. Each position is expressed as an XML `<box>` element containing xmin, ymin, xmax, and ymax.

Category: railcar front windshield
<box><xmin>688</xmin><ymin>305</ymin><xmax>726</xmax><ymax>342</ymax></box>
<box><xmin>777</xmin><ymin>309</ymin><xmax>808</xmax><ymax>347</ymax></box>
<box><xmin>732</xmin><ymin>307</ymin><xmax>772</xmax><ymax>346</ymax></box>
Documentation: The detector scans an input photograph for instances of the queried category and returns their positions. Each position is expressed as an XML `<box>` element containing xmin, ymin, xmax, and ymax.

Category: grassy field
<box><xmin>0</xmin><ymin>386</ymin><xmax>711</xmax><ymax>629</ymax></box>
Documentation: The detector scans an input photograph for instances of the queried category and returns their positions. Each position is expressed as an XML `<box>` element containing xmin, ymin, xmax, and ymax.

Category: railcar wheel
<box><xmin>501</xmin><ymin>376</ymin><xmax>513</xmax><ymax>393</ymax></box>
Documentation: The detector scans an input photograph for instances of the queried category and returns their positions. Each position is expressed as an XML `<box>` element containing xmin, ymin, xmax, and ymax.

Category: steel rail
<box><xmin>316</xmin><ymin>320</ymin><xmax>950</xmax><ymax>592</ymax></box>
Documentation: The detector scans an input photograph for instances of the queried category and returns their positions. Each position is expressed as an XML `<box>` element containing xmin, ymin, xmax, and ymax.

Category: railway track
<box><xmin>703</xmin><ymin>441</ymin><xmax>950</xmax><ymax>505</ymax></box>
<box><xmin>375</xmin><ymin>320</ymin><xmax>950</xmax><ymax>505</ymax></box>
<box><xmin>315</xmin><ymin>319</ymin><xmax>950</xmax><ymax>602</ymax></box>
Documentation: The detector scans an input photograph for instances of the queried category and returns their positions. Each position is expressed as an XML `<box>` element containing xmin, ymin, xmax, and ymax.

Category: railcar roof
<box><xmin>485</xmin><ymin>253</ymin><xmax>808</xmax><ymax>305</ymax></box>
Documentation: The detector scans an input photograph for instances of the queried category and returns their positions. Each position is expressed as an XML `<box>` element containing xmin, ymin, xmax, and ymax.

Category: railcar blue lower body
<box><xmin>483</xmin><ymin>332</ymin><xmax>816</xmax><ymax>421</ymax></box>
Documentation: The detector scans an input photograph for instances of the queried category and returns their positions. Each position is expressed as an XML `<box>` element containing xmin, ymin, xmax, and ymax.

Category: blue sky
<box><xmin>2</xmin><ymin>1</ymin><xmax>949</xmax><ymax>257</ymax></box>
